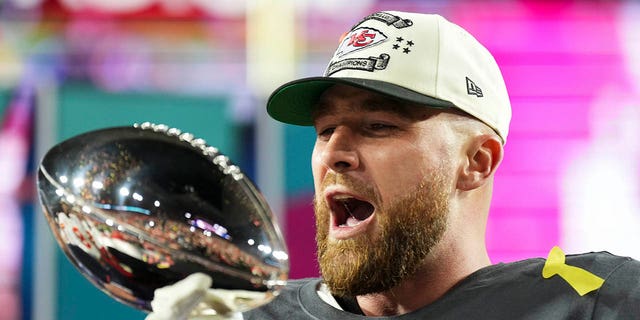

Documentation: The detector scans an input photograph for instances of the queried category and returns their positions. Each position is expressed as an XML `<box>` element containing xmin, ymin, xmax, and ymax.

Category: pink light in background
<box><xmin>0</xmin><ymin>83</ymin><xmax>33</xmax><ymax>320</ymax></box>
<box><xmin>451</xmin><ymin>1</ymin><xmax>638</xmax><ymax>262</ymax></box>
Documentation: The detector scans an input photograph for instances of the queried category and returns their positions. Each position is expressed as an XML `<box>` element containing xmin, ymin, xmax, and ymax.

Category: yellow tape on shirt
<box><xmin>542</xmin><ymin>246</ymin><xmax>605</xmax><ymax>296</ymax></box>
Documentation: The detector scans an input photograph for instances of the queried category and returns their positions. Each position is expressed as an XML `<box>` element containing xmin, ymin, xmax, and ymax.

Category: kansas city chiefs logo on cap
<box><xmin>334</xmin><ymin>27</ymin><xmax>388</xmax><ymax>58</ymax></box>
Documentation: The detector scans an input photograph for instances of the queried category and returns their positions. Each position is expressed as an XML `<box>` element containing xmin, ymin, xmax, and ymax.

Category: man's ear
<box><xmin>457</xmin><ymin>135</ymin><xmax>504</xmax><ymax>191</ymax></box>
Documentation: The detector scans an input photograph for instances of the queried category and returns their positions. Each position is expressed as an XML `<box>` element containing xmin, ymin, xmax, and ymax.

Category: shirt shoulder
<box><xmin>564</xmin><ymin>251</ymin><xmax>640</xmax><ymax>276</ymax></box>
<box><xmin>242</xmin><ymin>278</ymin><xmax>322</xmax><ymax>320</ymax></box>
<box><xmin>417</xmin><ymin>251</ymin><xmax>640</xmax><ymax>319</ymax></box>
<box><xmin>575</xmin><ymin>252</ymin><xmax>640</xmax><ymax>318</ymax></box>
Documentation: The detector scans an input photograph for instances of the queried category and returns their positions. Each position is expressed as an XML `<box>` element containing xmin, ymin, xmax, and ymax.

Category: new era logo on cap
<box><xmin>466</xmin><ymin>77</ymin><xmax>483</xmax><ymax>97</ymax></box>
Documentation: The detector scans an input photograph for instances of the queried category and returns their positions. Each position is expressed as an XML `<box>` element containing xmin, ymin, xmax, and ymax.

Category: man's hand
<box><xmin>145</xmin><ymin>272</ymin><xmax>271</xmax><ymax>319</ymax></box>
<box><xmin>145</xmin><ymin>273</ymin><xmax>213</xmax><ymax>320</ymax></box>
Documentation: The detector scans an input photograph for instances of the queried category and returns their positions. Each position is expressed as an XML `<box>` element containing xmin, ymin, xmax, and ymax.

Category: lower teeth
<box><xmin>345</xmin><ymin>216</ymin><xmax>361</xmax><ymax>227</ymax></box>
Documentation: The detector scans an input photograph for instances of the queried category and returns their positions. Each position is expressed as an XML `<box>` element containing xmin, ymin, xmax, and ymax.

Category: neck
<box><xmin>354</xmin><ymin>241</ymin><xmax>491</xmax><ymax>316</ymax></box>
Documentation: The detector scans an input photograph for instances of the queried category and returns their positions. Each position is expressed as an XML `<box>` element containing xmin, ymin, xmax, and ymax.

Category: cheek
<box><xmin>367</xmin><ymin>147</ymin><xmax>427</xmax><ymax>201</ymax></box>
<box><xmin>370</xmin><ymin>140</ymin><xmax>456</xmax><ymax>202</ymax></box>
<box><xmin>311</xmin><ymin>146</ymin><xmax>325</xmax><ymax>190</ymax></box>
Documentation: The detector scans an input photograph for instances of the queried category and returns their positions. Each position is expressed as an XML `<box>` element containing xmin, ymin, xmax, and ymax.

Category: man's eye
<box><xmin>317</xmin><ymin>127</ymin><xmax>335</xmax><ymax>139</ymax></box>
<box><xmin>368</xmin><ymin>123</ymin><xmax>395</xmax><ymax>131</ymax></box>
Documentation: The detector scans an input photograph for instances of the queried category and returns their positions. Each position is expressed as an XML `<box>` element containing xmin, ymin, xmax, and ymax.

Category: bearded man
<box><xmin>148</xmin><ymin>10</ymin><xmax>640</xmax><ymax>320</ymax></box>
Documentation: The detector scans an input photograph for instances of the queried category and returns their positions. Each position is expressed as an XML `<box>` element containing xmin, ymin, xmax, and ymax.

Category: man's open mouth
<box><xmin>330</xmin><ymin>195</ymin><xmax>375</xmax><ymax>227</ymax></box>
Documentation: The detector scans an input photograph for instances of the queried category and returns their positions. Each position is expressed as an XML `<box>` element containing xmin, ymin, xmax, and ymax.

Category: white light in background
<box><xmin>257</xmin><ymin>244</ymin><xmax>272</xmax><ymax>254</ymax></box>
<box><xmin>119</xmin><ymin>187</ymin><xmax>130</xmax><ymax>197</ymax></box>
<box><xmin>65</xmin><ymin>195</ymin><xmax>76</xmax><ymax>204</ymax></box>
<box><xmin>561</xmin><ymin>3</ymin><xmax>640</xmax><ymax>261</ymax></box>
<box><xmin>272</xmin><ymin>250</ymin><xmax>288</xmax><ymax>260</ymax></box>
<box><xmin>72</xmin><ymin>177</ymin><xmax>84</xmax><ymax>188</ymax></box>
<box><xmin>132</xmin><ymin>192</ymin><xmax>143</xmax><ymax>201</ymax></box>
<box><xmin>560</xmin><ymin>98</ymin><xmax>640</xmax><ymax>260</ymax></box>
<box><xmin>91</xmin><ymin>181</ymin><xmax>104</xmax><ymax>189</ymax></box>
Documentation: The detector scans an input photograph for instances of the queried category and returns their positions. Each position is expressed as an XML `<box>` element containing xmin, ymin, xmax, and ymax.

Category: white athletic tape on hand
<box><xmin>146</xmin><ymin>273</ymin><xmax>212</xmax><ymax>320</ymax></box>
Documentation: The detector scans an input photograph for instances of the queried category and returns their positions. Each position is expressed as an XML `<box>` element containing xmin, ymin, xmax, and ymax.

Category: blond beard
<box><xmin>314</xmin><ymin>172</ymin><xmax>449</xmax><ymax>297</ymax></box>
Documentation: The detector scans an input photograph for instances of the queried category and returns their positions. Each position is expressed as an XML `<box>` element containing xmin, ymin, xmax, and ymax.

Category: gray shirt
<box><xmin>243</xmin><ymin>251</ymin><xmax>640</xmax><ymax>319</ymax></box>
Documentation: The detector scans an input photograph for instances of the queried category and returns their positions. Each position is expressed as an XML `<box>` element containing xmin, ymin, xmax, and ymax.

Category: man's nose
<box><xmin>319</xmin><ymin>127</ymin><xmax>360</xmax><ymax>173</ymax></box>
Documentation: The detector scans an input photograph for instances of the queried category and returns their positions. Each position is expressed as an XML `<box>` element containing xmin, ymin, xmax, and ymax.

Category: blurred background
<box><xmin>1</xmin><ymin>0</ymin><xmax>639</xmax><ymax>319</ymax></box>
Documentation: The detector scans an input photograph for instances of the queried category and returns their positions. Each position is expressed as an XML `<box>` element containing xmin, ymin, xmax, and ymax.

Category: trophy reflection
<box><xmin>36</xmin><ymin>123</ymin><xmax>289</xmax><ymax>318</ymax></box>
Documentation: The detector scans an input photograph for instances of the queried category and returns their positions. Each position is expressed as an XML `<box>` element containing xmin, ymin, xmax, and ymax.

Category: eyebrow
<box><xmin>312</xmin><ymin>95</ymin><xmax>418</xmax><ymax>120</ymax></box>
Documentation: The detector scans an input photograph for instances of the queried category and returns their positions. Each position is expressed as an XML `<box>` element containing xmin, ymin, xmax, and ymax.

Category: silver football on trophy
<box><xmin>36</xmin><ymin>122</ymin><xmax>289</xmax><ymax>317</ymax></box>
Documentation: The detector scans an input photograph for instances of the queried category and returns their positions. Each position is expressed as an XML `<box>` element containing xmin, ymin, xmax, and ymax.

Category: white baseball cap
<box><xmin>267</xmin><ymin>11</ymin><xmax>512</xmax><ymax>143</ymax></box>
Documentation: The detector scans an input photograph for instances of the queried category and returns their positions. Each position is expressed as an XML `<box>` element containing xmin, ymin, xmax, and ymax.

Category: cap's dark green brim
<box><xmin>266</xmin><ymin>77</ymin><xmax>456</xmax><ymax>126</ymax></box>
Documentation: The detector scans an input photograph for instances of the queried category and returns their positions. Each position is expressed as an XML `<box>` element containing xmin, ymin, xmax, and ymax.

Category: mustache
<box><xmin>318</xmin><ymin>172</ymin><xmax>380</xmax><ymax>204</ymax></box>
